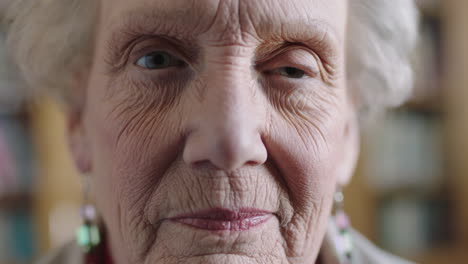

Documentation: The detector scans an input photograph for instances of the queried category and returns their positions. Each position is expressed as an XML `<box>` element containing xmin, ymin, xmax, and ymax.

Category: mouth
<box><xmin>170</xmin><ymin>208</ymin><xmax>273</xmax><ymax>231</ymax></box>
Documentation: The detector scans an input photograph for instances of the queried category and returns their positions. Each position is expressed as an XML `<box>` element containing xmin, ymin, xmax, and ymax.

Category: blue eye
<box><xmin>277</xmin><ymin>67</ymin><xmax>306</xmax><ymax>79</ymax></box>
<box><xmin>135</xmin><ymin>51</ymin><xmax>183</xmax><ymax>69</ymax></box>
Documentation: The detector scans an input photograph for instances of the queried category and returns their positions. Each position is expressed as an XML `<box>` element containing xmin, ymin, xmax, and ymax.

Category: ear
<box><xmin>65</xmin><ymin>73</ymin><xmax>92</xmax><ymax>174</ymax></box>
<box><xmin>66</xmin><ymin>107</ymin><xmax>92</xmax><ymax>174</ymax></box>
<box><xmin>336</xmin><ymin>100</ymin><xmax>360</xmax><ymax>187</ymax></box>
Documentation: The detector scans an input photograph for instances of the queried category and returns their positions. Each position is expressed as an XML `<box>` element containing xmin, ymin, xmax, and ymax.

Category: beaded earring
<box><xmin>76</xmin><ymin>177</ymin><xmax>101</xmax><ymax>253</ymax></box>
<box><xmin>332</xmin><ymin>190</ymin><xmax>353</xmax><ymax>264</ymax></box>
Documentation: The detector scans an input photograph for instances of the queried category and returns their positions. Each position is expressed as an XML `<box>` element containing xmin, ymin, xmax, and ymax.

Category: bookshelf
<box><xmin>345</xmin><ymin>1</ymin><xmax>468</xmax><ymax>263</ymax></box>
<box><xmin>0</xmin><ymin>111</ymin><xmax>36</xmax><ymax>263</ymax></box>
<box><xmin>0</xmin><ymin>193</ymin><xmax>31</xmax><ymax>210</ymax></box>
<box><xmin>0</xmin><ymin>10</ymin><xmax>37</xmax><ymax>261</ymax></box>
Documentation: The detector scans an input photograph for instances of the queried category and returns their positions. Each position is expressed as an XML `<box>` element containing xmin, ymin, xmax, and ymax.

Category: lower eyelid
<box><xmin>265</xmin><ymin>68</ymin><xmax>314</xmax><ymax>80</ymax></box>
<box><xmin>133</xmin><ymin>60</ymin><xmax>187</xmax><ymax>72</ymax></box>
<box><xmin>131</xmin><ymin>66</ymin><xmax>194</xmax><ymax>84</ymax></box>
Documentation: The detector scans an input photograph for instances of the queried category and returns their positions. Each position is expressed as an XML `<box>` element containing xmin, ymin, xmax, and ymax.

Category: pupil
<box><xmin>284</xmin><ymin>67</ymin><xmax>304</xmax><ymax>78</ymax></box>
<box><xmin>284</xmin><ymin>67</ymin><xmax>305</xmax><ymax>79</ymax></box>
<box><xmin>285</xmin><ymin>67</ymin><xmax>297</xmax><ymax>75</ymax></box>
<box><xmin>151</xmin><ymin>53</ymin><xmax>166</xmax><ymax>66</ymax></box>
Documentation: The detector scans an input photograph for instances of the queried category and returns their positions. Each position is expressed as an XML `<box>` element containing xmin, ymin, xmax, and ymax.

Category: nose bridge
<box><xmin>204</xmin><ymin>61</ymin><xmax>254</xmax><ymax>130</ymax></box>
<box><xmin>183</xmin><ymin>54</ymin><xmax>267</xmax><ymax>171</ymax></box>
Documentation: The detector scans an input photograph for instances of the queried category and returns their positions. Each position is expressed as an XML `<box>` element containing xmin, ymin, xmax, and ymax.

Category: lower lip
<box><xmin>172</xmin><ymin>211</ymin><xmax>272</xmax><ymax>231</ymax></box>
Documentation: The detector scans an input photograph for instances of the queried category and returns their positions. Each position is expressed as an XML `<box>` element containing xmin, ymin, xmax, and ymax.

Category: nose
<box><xmin>183</xmin><ymin>65</ymin><xmax>268</xmax><ymax>172</ymax></box>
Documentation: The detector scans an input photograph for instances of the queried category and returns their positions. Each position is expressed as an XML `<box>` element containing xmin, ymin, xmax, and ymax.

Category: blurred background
<box><xmin>0</xmin><ymin>0</ymin><xmax>467</xmax><ymax>263</ymax></box>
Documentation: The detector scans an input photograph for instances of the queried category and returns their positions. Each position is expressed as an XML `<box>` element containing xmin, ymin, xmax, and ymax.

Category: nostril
<box><xmin>191</xmin><ymin>160</ymin><xmax>219</xmax><ymax>170</ymax></box>
<box><xmin>245</xmin><ymin>160</ymin><xmax>260</xmax><ymax>167</ymax></box>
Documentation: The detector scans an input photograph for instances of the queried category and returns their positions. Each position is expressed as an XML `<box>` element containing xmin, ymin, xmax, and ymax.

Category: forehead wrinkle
<box><xmin>106</xmin><ymin>7</ymin><xmax>203</xmax><ymax>42</ymax></box>
<box><xmin>105</xmin><ymin>0</ymin><xmax>341</xmax><ymax>43</ymax></box>
<box><xmin>238</xmin><ymin>0</ymin><xmax>342</xmax><ymax>42</ymax></box>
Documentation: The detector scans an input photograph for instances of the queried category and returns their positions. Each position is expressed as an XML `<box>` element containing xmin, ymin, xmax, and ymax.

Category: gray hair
<box><xmin>4</xmin><ymin>0</ymin><xmax>419</xmax><ymax>116</ymax></box>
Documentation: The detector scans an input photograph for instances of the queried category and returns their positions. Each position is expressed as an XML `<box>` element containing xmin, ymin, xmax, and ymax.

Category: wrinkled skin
<box><xmin>68</xmin><ymin>0</ymin><xmax>359</xmax><ymax>263</ymax></box>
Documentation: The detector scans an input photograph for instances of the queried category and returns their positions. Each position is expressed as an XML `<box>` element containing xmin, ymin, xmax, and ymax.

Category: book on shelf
<box><xmin>0</xmin><ymin>116</ymin><xmax>35</xmax><ymax>197</ymax></box>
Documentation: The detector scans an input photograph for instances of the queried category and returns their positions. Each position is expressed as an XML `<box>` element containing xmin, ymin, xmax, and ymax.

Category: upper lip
<box><xmin>171</xmin><ymin>208</ymin><xmax>273</xmax><ymax>221</ymax></box>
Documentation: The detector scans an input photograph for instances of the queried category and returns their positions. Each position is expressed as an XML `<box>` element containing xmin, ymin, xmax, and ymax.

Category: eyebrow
<box><xmin>106</xmin><ymin>7</ymin><xmax>202</xmax><ymax>50</ymax></box>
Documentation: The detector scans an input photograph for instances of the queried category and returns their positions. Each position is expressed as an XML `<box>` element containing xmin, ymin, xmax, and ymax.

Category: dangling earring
<box><xmin>76</xmin><ymin>177</ymin><xmax>101</xmax><ymax>254</ymax></box>
<box><xmin>331</xmin><ymin>189</ymin><xmax>353</xmax><ymax>264</ymax></box>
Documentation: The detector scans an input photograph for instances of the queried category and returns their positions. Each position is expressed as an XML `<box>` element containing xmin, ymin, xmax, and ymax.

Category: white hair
<box><xmin>3</xmin><ymin>0</ymin><xmax>419</xmax><ymax>117</ymax></box>
<box><xmin>347</xmin><ymin>0</ymin><xmax>419</xmax><ymax>117</ymax></box>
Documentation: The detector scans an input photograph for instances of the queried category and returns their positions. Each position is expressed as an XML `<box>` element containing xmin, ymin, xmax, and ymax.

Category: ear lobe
<box><xmin>336</xmin><ymin>114</ymin><xmax>360</xmax><ymax>187</ymax></box>
<box><xmin>66</xmin><ymin>108</ymin><xmax>92</xmax><ymax>174</ymax></box>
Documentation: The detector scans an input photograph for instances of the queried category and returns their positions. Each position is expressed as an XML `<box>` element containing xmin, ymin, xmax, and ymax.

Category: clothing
<box><xmin>36</xmin><ymin>228</ymin><xmax>415</xmax><ymax>264</ymax></box>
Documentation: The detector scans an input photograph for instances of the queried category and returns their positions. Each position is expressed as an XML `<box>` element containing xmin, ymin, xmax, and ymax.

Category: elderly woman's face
<box><xmin>72</xmin><ymin>0</ymin><xmax>355</xmax><ymax>263</ymax></box>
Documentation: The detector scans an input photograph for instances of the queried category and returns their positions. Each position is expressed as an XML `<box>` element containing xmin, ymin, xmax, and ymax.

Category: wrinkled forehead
<box><xmin>98</xmin><ymin>0</ymin><xmax>347</xmax><ymax>46</ymax></box>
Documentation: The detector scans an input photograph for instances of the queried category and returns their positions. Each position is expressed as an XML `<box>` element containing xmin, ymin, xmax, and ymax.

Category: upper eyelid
<box><xmin>257</xmin><ymin>47</ymin><xmax>321</xmax><ymax>74</ymax></box>
<box><xmin>256</xmin><ymin>45</ymin><xmax>318</xmax><ymax>64</ymax></box>
<box><xmin>133</xmin><ymin>36</ymin><xmax>196</xmax><ymax>59</ymax></box>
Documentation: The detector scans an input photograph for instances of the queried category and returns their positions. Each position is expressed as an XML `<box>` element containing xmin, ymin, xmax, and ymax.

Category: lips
<box><xmin>171</xmin><ymin>208</ymin><xmax>272</xmax><ymax>231</ymax></box>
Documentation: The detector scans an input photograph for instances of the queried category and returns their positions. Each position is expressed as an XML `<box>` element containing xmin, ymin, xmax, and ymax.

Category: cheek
<box><xmin>83</xmin><ymin>75</ymin><xmax>190</xmax><ymax>260</ymax></box>
<box><xmin>265</xmin><ymin>86</ymin><xmax>348</xmax><ymax>208</ymax></box>
<box><xmin>85</xmin><ymin>72</ymin><xmax>188</xmax><ymax>190</ymax></box>
<box><xmin>263</xmin><ymin>86</ymin><xmax>349</xmax><ymax>258</ymax></box>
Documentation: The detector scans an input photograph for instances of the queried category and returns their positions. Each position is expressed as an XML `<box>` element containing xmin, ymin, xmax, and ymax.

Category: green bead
<box><xmin>76</xmin><ymin>224</ymin><xmax>101</xmax><ymax>252</ymax></box>
<box><xmin>342</xmin><ymin>232</ymin><xmax>353</xmax><ymax>252</ymax></box>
